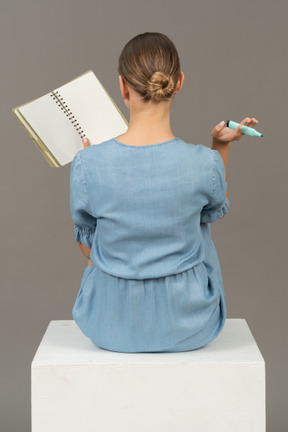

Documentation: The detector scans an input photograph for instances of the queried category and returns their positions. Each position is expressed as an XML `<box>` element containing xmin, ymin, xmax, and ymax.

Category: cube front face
<box><xmin>32</xmin><ymin>363</ymin><xmax>265</xmax><ymax>432</ymax></box>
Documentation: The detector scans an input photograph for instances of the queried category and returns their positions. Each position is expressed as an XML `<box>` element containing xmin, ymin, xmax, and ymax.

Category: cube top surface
<box><xmin>31</xmin><ymin>319</ymin><xmax>264</xmax><ymax>366</ymax></box>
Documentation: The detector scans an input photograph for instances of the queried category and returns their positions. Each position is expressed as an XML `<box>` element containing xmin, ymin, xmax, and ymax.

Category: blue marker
<box><xmin>227</xmin><ymin>120</ymin><xmax>264</xmax><ymax>137</ymax></box>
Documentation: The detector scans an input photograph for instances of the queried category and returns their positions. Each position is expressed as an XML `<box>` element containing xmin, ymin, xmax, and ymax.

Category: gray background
<box><xmin>1</xmin><ymin>0</ymin><xmax>287</xmax><ymax>430</ymax></box>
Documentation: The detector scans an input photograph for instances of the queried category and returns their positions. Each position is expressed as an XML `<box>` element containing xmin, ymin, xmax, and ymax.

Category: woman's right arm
<box><xmin>210</xmin><ymin>117</ymin><xmax>259</xmax><ymax>201</ymax></box>
<box><xmin>211</xmin><ymin>140</ymin><xmax>231</xmax><ymax>199</ymax></box>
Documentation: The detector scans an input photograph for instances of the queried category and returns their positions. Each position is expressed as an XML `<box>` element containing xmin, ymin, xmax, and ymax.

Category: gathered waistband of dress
<box><xmin>90</xmin><ymin>260</ymin><xmax>206</xmax><ymax>282</ymax></box>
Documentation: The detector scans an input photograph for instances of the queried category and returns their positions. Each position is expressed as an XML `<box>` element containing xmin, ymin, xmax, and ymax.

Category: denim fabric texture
<box><xmin>70</xmin><ymin>137</ymin><xmax>230</xmax><ymax>352</ymax></box>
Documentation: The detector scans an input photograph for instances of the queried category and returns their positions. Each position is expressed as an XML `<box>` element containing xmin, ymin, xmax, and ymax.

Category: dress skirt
<box><xmin>72</xmin><ymin>224</ymin><xmax>227</xmax><ymax>353</ymax></box>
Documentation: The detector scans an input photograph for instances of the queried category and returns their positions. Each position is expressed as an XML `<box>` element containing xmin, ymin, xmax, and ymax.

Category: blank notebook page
<box><xmin>19</xmin><ymin>71</ymin><xmax>128</xmax><ymax>166</ymax></box>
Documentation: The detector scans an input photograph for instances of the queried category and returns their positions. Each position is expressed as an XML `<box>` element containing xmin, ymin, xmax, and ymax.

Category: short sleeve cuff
<box><xmin>200</xmin><ymin>197</ymin><xmax>230</xmax><ymax>223</ymax></box>
<box><xmin>74</xmin><ymin>225</ymin><xmax>95</xmax><ymax>248</ymax></box>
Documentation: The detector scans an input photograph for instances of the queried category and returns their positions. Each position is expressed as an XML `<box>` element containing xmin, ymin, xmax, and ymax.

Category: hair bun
<box><xmin>147</xmin><ymin>71</ymin><xmax>175</xmax><ymax>102</ymax></box>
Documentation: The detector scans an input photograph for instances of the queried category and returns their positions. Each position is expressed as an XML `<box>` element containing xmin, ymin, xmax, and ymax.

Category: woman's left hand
<box><xmin>82</xmin><ymin>137</ymin><xmax>91</xmax><ymax>148</ymax></box>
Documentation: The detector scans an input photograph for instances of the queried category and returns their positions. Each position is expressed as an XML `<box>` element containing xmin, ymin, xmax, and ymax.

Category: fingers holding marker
<box><xmin>241</xmin><ymin>117</ymin><xmax>258</xmax><ymax>127</ymax></box>
<box><xmin>230</xmin><ymin>125</ymin><xmax>243</xmax><ymax>141</ymax></box>
<box><xmin>240</xmin><ymin>118</ymin><xmax>250</xmax><ymax>134</ymax></box>
<box><xmin>212</xmin><ymin>117</ymin><xmax>262</xmax><ymax>142</ymax></box>
<box><xmin>237</xmin><ymin>124</ymin><xmax>244</xmax><ymax>138</ymax></box>
<box><xmin>250</xmin><ymin>118</ymin><xmax>258</xmax><ymax>127</ymax></box>
<box><xmin>239</xmin><ymin>117</ymin><xmax>259</xmax><ymax>135</ymax></box>
<box><xmin>228</xmin><ymin>118</ymin><xmax>262</xmax><ymax>137</ymax></box>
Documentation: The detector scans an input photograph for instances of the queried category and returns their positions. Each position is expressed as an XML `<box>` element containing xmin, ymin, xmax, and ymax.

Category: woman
<box><xmin>70</xmin><ymin>32</ymin><xmax>258</xmax><ymax>353</ymax></box>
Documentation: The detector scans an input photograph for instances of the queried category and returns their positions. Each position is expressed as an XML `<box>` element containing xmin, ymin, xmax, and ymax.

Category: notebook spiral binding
<box><xmin>50</xmin><ymin>91</ymin><xmax>86</xmax><ymax>139</ymax></box>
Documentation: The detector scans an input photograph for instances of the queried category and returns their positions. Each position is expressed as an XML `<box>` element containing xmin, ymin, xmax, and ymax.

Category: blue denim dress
<box><xmin>70</xmin><ymin>137</ymin><xmax>230</xmax><ymax>353</ymax></box>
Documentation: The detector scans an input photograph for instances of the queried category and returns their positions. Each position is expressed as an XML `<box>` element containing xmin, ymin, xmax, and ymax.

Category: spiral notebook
<box><xmin>12</xmin><ymin>70</ymin><xmax>129</xmax><ymax>167</ymax></box>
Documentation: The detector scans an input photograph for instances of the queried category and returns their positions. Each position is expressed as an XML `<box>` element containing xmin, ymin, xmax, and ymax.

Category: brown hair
<box><xmin>118</xmin><ymin>32</ymin><xmax>181</xmax><ymax>103</ymax></box>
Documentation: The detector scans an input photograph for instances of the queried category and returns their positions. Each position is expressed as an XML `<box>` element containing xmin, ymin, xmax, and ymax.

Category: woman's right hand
<box><xmin>211</xmin><ymin>117</ymin><xmax>259</xmax><ymax>144</ymax></box>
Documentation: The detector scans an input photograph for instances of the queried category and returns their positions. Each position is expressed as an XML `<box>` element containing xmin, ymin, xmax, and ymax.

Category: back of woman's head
<box><xmin>118</xmin><ymin>32</ymin><xmax>181</xmax><ymax>103</ymax></box>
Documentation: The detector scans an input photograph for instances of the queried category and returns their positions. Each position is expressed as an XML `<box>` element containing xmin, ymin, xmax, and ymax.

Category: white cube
<box><xmin>31</xmin><ymin>319</ymin><xmax>265</xmax><ymax>432</ymax></box>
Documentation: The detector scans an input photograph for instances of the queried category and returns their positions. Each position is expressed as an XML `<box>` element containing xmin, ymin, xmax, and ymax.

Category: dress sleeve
<box><xmin>200</xmin><ymin>149</ymin><xmax>230</xmax><ymax>223</ymax></box>
<box><xmin>70</xmin><ymin>151</ymin><xmax>97</xmax><ymax>248</ymax></box>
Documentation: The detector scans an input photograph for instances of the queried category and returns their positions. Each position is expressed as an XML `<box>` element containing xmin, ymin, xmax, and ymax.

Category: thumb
<box><xmin>82</xmin><ymin>137</ymin><xmax>90</xmax><ymax>148</ymax></box>
<box><xmin>217</xmin><ymin>120</ymin><xmax>226</xmax><ymax>132</ymax></box>
<box><xmin>211</xmin><ymin>120</ymin><xmax>226</xmax><ymax>138</ymax></box>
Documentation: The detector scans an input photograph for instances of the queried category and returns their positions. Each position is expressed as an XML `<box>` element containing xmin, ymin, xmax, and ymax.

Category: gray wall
<box><xmin>1</xmin><ymin>0</ymin><xmax>287</xmax><ymax>430</ymax></box>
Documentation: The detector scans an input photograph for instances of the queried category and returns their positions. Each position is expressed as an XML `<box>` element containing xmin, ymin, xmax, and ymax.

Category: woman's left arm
<box><xmin>70</xmin><ymin>137</ymin><xmax>95</xmax><ymax>264</ymax></box>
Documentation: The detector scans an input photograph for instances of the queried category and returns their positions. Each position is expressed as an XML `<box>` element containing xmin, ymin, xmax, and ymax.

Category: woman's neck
<box><xmin>120</xmin><ymin>103</ymin><xmax>175</xmax><ymax>145</ymax></box>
